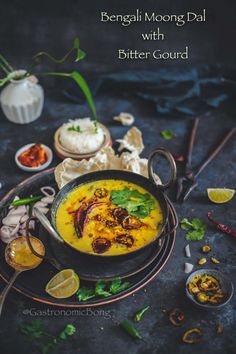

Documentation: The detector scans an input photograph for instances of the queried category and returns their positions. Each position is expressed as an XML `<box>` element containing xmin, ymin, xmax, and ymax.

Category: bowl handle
<box><xmin>33</xmin><ymin>207</ymin><xmax>64</xmax><ymax>244</ymax></box>
<box><xmin>148</xmin><ymin>148</ymin><xmax>177</xmax><ymax>192</ymax></box>
<box><xmin>25</xmin><ymin>216</ymin><xmax>63</xmax><ymax>271</ymax></box>
<box><xmin>158</xmin><ymin>198</ymin><xmax>179</xmax><ymax>240</ymax></box>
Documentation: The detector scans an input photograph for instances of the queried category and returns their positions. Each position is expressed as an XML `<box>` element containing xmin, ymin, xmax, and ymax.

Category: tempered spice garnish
<box><xmin>182</xmin><ymin>328</ymin><xmax>203</xmax><ymax>344</ymax></box>
<box><xmin>207</xmin><ymin>212</ymin><xmax>236</xmax><ymax>238</ymax></box>
<box><xmin>169</xmin><ymin>308</ymin><xmax>185</xmax><ymax>326</ymax></box>
<box><xmin>188</xmin><ymin>273</ymin><xmax>226</xmax><ymax>305</ymax></box>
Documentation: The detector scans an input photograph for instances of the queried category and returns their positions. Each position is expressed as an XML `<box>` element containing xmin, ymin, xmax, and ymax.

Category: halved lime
<box><xmin>207</xmin><ymin>188</ymin><xmax>235</xmax><ymax>204</ymax></box>
<box><xmin>45</xmin><ymin>269</ymin><xmax>80</xmax><ymax>299</ymax></box>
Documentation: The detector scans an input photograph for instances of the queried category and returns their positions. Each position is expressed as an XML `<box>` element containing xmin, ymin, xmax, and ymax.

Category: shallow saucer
<box><xmin>185</xmin><ymin>268</ymin><xmax>234</xmax><ymax>310</ymax></box>
<box><xmin>15</xmin><ymin>143</ymin><xmax>53</xmax><ymax>172</ymax></box>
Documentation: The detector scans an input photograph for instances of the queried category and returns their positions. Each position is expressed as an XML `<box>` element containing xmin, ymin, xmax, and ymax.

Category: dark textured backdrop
<box><xmin>0</xmin><ymin>0</ymin><xmax>236</xmax><ymax>77</ymax></box>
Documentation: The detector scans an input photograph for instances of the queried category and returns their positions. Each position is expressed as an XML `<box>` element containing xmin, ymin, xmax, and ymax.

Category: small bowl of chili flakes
<box><xmin>186</xmin><ymin>269</ymin><xmax>233</xmax><ymax>310</ymax></box>
<box><xmin>15</xmin><ymin>143</ymin><xmax>53</xmax><ymax>172</ymax></box>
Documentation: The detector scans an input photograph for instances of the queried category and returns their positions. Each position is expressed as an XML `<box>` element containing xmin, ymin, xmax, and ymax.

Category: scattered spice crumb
<box><xmin>211</xmin><ymin>257</ymin><xmax>220</xmax><ymax>264</ymax></box>
<box><xmin>198</xmin><ymin>258</ymin><xmax>207</xmax><ymax>265</ymax></box>
<box><xmin>182</xmin><ymin>328</ymin><xmax>203</xmax><ymax>344</ymax></box>
<box><xmin>201</xmin><ymin>245</ymin><xmax>211</xmax><ymax>253</ymax></box>
<box><xmin>169</xmin><ymin>308</ymin><xmax>185</xmax><ymax>326</ymax></box>
<box><xmin>216</xmin><ymin>323</ymin><xmax>224</xmax><ymax>334</ymax></box>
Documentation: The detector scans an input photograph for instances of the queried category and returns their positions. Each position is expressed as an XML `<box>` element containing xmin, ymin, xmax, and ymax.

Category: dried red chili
<box><xmin>207</xmin><ymin>212</ymin><xmax>236</xmax><ymax>238</ymax></box>
<box><xmin>94</xmin><ymin>188</ymin><xmax>108</xmax><ymax>198</ymax></box>
<box><xmin>173</xmin><ymin>154</ymin><xmax>185</xmax><ymax>162</ymax></box>
<box><xmin>169</xmin><ymin>308</ymin><xmax>185</xmax><ymax>326</ymax></box>
<box><xmin>182</xmin><ymin>328</ymin><xmax>203</xmax><ymax>344</ymax></box>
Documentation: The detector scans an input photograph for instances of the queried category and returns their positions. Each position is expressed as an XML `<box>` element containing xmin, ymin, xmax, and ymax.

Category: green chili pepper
<box><xmin>10</xmin><ymin>196</ymin><xmax>42</xmax><ymax>207</ymax></box>
<box><xmin>120</xmin><ymin>320</ymin><xmax>142</xmax><ymax>340</ymax></box>
<box><xmin>134</xmin><ymin>305</ymin><xmax>150</xmax><ymax>322</ymax></box>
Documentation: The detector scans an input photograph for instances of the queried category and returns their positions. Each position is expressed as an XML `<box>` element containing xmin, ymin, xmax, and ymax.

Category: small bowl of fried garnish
<box><xmin>15</xmin><ymin>143</ymin><xmax>53</xmax><ymax>172</ymax></box>
<box><xmin>186</xmin><ymin>269</ymin><xmax>233</xmax><ymax>310</ymax></box>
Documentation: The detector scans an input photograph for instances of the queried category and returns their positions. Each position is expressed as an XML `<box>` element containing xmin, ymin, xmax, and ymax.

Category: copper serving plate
<box><xmin>0</xmin><ymin>169</ymin><xmax>177</xmax><ymax>307</ymax></box>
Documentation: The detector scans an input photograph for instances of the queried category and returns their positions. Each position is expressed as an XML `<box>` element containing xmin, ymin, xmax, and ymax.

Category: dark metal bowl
<box><xmin>35</xmin><ymin>148</ymin><xmax>178</xmax><ymax>259</ymax></box>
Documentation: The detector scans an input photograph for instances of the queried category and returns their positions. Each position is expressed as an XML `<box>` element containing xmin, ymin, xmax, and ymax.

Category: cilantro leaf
<box><xmin>160</xmin><ymin>129</ymin><xmax>173</xmax><ymax>140</ymax></box>
<box><xmin>76</xmin><ymin>278</ymin><xmax>131</xmax><ymax>302</ymax></box>
<box><xmin>180</xmin><ymin>217</ymin><xmax>206</xmax><ymax>241</ymax></box>
<box><xmin>20</xmin><ymin>320</ymin><xmax>44</xmax><ymax>339</ymax></box>
<box><xmin>191</xmin><ymin>218</ymin><xmax>205</xmax><ymax>230</ymax></box>
<box><xmin>109</xmin><ymin>278</ymin><xmax>130</xmax><ymax>294</ymax></box>
<box><xmin>180</xmin><ymin>218</ymin><xmax>193</xmax><ymax>230</ymax></box>
<box><xmin>111</xmin><ymin>188</ymin><xmax>154</xmax><ymax>219</ymax></box>
<box><xmin>21</xmin><ymin>321</ymin><xmax>76</xmax><ymax>354</ymax></box>
<box><xmin>67</xmin><ymin>125</ymin><xmax>82</xmax><ymax>133</ymax></box>
<box><xmin>41</xmin><ymin>342</ymin><xmax>56</xmax><ymax>354</ymax></box>
<box><xmin>186</xmin><ymin>229</ymin><xmax>205</xmax><ymax>241</ymax></box>
<box><xmin>58</xmin><ymin>324</ymin><xmax>76</xmax><ymax>340</ymax></box>
<box><xmin>95</xmin><ymin>280</ymin><xmax>112</xmax><ymax>297</ymax></box>
<box><xmin>41</xmin><ymin>324</ymin><xmax>76</xmax><ymax>354</ymax></box>
<box><xmin>77</xmin><ymin>287</ymin><xmax>96</xmax><ymax>301</ymax></box>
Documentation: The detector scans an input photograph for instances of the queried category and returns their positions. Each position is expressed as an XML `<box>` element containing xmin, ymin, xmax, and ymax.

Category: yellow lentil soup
<box><xmin>56</xmin><ymin>180</ymin><xmax>163</xmax><ymax>256</ymax></box>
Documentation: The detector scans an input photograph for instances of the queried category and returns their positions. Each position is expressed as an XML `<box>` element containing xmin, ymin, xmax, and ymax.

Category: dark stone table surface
<box><xmin>0</xmin><ymin>91</ymin><xmax>235</xmax><ymax>354</ymax></box>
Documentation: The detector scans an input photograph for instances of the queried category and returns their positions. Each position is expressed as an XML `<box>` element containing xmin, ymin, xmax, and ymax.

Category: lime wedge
<box><xmin>45</xmin><ymin>269</ymin><xmax>80</xmax><ymax>299</ymax></box>
<box><xmin>207</xmin><ymin>188</ymin><xmax>235</xmax><ymax>204</ymax></box>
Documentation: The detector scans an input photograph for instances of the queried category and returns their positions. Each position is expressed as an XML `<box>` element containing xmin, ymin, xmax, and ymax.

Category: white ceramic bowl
<box><xmin>15</xmin><ymin>143</ymin><xmax>53</xmax><ymax>172</ymax></box>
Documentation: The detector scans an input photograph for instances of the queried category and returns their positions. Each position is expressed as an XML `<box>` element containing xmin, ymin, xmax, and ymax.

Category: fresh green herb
<box><xmin>20</xmin><ymin>319</ymin><xmax>44</xmax><ymax>339</ymax></box>
<box><xmin>93</xmin><ymin>119</ymin><xmax>98</xmax><ymax>133</ymax></box>
<box><xmin>41</xmin><ymin>324</ymin><xmax>76</xmax><ymax>354</ymax></box>
<box><xmin>9</xmin><ymin>195</ymin><xmax>42</xmax><ymax>208</ymax></box>
<box><xmin>111</xmin><ymin>187</ymin><xmax>154</xmax><ymax>219</ymax></box>
<box><xmin>20</xmin><ymin>321</ymin><xmax>76</xmax><ymax>354</ymax></box>
<box><xmin>95</xmin><ymin>280</ymin><xmax>113</xmax><ymax>297</ymax></box>
<box><xmin>57</xmin><ymin>324</ymin><xmax>76</xmax><ymax>340</ymax></box>
<box><xmin>67</xmin><ymin>125</ymin><xmax>82</xmax><ymax>133</ymax></box>
<box><xmin>76</xmin><ymin>278</ymin><xmax>130</xmax><ymax>302</ymax></box>
<box><xmin>120</xmin><ymin>320</ymin><xmax>142</xmax><ymax>340</ymax></box>
<box><xmin>77</xmin><ymin>287</ymin><xmax>96</xmax><ymax>301</ymax></box>
<box><xmin>134</xmin><ymin>305</ymin><xmax>150</xmax><ymax>322</ymax></box>
<box><xmin>180</xmin><ymin>217</ymin><xmax>206</xmax><ymax>241</ymax></box>
<box><xmin>109</xmin><ymin>278</ymin><xmax>130</xmax><ymax>294</ymax></box>
<box><xmin>160</xmin><ymin>129</ymin><xmax>174</xmax><ymax>140</ymax></box>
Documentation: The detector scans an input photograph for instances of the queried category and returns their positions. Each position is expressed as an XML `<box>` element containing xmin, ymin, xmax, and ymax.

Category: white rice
<box><xmin>59</xmin><ymin>118</ymin><xmax>104</xmax><ymax>154</ymax></box>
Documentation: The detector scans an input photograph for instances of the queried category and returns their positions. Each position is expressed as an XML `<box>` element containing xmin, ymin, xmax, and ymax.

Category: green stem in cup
<box><xmin>0</xmin><ymin>37</ymin><xmax>97</xmax><ymax>121</ymax></box>
<box><xmin>39</xmin><ymin>71</ymin><xmax>97</xmax><ymax>121</ymax></box>
<box><xmin>0</xmin><ymin>54</ymin><xmax>14</xmax><ymax>74</ymax></box>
